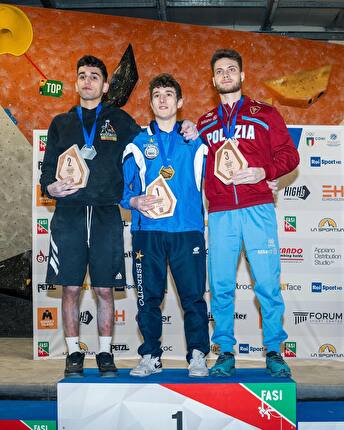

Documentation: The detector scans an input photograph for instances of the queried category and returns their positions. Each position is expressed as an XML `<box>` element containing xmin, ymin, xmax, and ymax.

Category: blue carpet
<box><xmin>61</xmin><ymin>367</ymin><xmax>294</xmax><ymax>384</ymax></box>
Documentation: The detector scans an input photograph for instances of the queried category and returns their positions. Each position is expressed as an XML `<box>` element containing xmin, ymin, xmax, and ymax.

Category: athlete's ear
<box><xmin>240</xmin><ymin>72</ymin><xmax>245</xmax><ymax>82</ymax></box>
<box><xmin>177</xmin><ymin>98</ymin><xmax>183</xmax><ymax>109</ymax></box>
<box><xmin>212</xmin><ymin>77</ymin><xmax>216</xmax><ymax>87</ymax></box>
<box><xmin>102</xmin><ymin>81</ymin><xmax>109</xmax><ymax>94</ymax></box>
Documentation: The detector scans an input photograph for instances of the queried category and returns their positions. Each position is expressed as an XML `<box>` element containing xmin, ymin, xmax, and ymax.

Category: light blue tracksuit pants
<box><xmin>208</xmin><ymin>203</ymin><xmax>287</xmax><ymax>353</ymax></box>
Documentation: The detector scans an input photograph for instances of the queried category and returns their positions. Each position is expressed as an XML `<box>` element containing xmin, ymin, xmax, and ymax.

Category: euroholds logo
<box><xmin>310</xmin><ymin>156</ymin><xmax>342</xmax><ymax>167</ymax></box>
<box><xmin>239</xmin><ymin>343</ymin><xmax>264</xmax><ymax>354</ymax></box>
<box><xmin>311</xmin><ymin>282</ymin><xmax>343</xmax><ymax>293</ymax></box>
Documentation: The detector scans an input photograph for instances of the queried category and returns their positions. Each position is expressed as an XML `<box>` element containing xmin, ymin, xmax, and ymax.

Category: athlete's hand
<box><xmin>47</xmin><ymin>178</ymin><xmax>79</xmax><ymax>197</ymax></box>
<box><xmin>181</xmin><ymin>120</ymin><xmax>199</xmax><ymax>141</ymax></box>
<box><xmin>232</xmin><ymin>167</ymin><xmax>266</xmax><ymax>185</ymax></box>
<box><xmin>267</xmin><ymin>179</ymin><xmax>279</xmax><ymax>195</ymax></box>
<box><xmin>130</xmin><ymin>195</ymin><xmax>162</xmax><ymax>217</ymax></box>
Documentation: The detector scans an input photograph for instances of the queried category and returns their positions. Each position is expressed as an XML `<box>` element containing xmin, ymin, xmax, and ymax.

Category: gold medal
<box><xmin>159</xmin><ymin>165</ymin><xmax>175</xmax><ymax>180</ymax></box>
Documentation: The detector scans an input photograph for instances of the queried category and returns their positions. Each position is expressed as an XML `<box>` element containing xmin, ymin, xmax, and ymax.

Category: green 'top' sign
<box><xmin>39</xmin><ymin>79</ymin><xmax>63</xmax><ymax>97</ymax></box>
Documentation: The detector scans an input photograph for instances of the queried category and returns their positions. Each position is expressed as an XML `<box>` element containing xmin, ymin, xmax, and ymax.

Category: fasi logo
<box><xmin>284</xmin><ymin>216</ymin><xmax>296</xmax><ymax>232</ymax></box>
<box><xmin>39</xmin><ymin>135</ymin><xmax>47</xmax><ymax>151</ymax></box>
<box><xmin>37</xmin><ymin>218</ymin><xmax>49</xmax><ymax>234</ymax></box>
<box><xmin>38</xmin><ymin>341</ymin><xmax>49</xmax><ymax>357</ymax></box>
<box><xmin>284</xmin><ymin>341</ymin><xmax>296</xmax><ymax>358</ymax></box>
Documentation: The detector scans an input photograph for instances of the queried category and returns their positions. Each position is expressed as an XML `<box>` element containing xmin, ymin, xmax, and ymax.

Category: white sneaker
<box><xmin>188</xmin><ymin>349</ymin><xmax>209</xmax><ymax>377</ymax></box>
<box><xmin>130</xmin><ymin>355</ymin><xmax>163</xmax><ymax>377</ymax></box>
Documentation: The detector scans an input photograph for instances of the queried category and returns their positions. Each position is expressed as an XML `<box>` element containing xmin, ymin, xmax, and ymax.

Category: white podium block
<box><xmin>58</xmin><ymin>369</ymin><xmax>296</xmax><ymax>429</ymax></box>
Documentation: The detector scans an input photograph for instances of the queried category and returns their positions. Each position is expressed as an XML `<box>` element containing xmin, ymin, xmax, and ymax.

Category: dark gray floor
<box><xmin>0</xmin><ymin>338</ymin><xmax>343</xmax><ymax>400</ymax></box>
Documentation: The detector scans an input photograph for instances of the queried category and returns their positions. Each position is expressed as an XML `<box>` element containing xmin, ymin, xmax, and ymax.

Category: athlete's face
<box><xmin>212</xmin><ymin>58</ymin><xmax>244</xmax><ymax>95</ymax></box>
<box><xmin>75</xmin><ymin>66</ymin><xmax>109</xmax><ymax>103</ymax></box>
<box><xmin>150</xmin><ymin>86</ymin><xmax>183</xmax><ymax>122</ymax></box>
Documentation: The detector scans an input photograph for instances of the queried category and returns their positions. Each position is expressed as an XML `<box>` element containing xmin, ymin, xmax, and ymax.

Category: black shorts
<box><xmin>46</xmin><ymin>205</ymin><xmax>126</xmax><ymax>288</ymax></box>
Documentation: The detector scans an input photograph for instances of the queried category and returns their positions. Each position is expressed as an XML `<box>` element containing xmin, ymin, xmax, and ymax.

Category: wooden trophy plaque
<box><xmin>146</xmin><ymin>175</ymin><xmax>177</xmax><ymax>219</ymax></box>
<box><xmin>214</xmin><ymin>138</ymin><xmax>248</xmax><ymax>185</ymax></box>
<box><xmin>56</xmin><ymin>144</ymin><xmax>90</xmax><ymax>188</ymax></box>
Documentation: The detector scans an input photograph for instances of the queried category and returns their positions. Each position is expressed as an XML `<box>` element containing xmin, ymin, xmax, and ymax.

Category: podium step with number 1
<box><xmin>58</xmin><ymin>368</ymin><xmax>296</xmax><ymax>429</ymax></box>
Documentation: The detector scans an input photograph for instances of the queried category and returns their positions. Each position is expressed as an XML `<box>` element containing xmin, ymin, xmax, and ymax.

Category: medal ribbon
<box><xmin>76</xmin><ymin>103</ymin><xmax>102</xmax><ymax>149</ymax></box>
<box><xmin>217</xmin><ymin>95</ymin><xmax>244</xmax><ymax>138</ymax></box>
<box><xmin>153</xmin><ymin>121</ymin><xmax>178</xmax><ymax>167</ymax></box>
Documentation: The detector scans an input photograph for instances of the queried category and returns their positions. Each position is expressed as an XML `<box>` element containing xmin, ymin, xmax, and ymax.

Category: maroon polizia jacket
<box><xmin>197</xmin><ymin>96</ymin><xmax>300</xmax><ymax>213</ymax></box>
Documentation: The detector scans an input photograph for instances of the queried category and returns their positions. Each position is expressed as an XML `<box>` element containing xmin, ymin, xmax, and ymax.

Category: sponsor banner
<box><xmin>32</xmin><ymin>127</ymin><xmax>344</xmax><ymax>361</ymax></box>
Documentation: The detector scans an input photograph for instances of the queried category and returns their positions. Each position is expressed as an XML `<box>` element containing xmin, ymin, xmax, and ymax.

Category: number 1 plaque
<box><xmin>146</xmin><ymin>175</ymin><xmax>177</xmax><ymax>219</ymax></box>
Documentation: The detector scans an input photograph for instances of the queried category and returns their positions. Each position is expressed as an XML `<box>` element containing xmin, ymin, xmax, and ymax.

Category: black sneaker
<box><xmin>96</xmin><ymin>352</ymin><xmax>118</xmax><ymax>377</ymax></box>
<box><xmin>64</xmin><ymin>352</ymin><xmax>85</xmax><ymax>378</ymax></box>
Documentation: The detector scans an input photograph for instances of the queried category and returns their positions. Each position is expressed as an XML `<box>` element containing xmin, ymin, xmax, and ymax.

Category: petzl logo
<box><xmin>38</xmin><ymin>341</ymin><xmax>49</xmax><ymax>357</ymax></box>
<box><xmin>111</xmin><ymin>344</ymin><xmax>130</xmax><ymax>352</ymax></box>
<box><xmin>239</xmin><ymin>343</ymin><xmax>250</xmax><ymax>354</ymax></box>
<box><xmin>37</xmin><ymin>283</ymin><xmax>56</xmax><ymax>293</ymax></box>
<box><xmin>284</xmin><ymin>341</ymin><xmax>296</xmax><ymax>358</ymax></box>
<box><xmin>310</xmin><ymin>156</ymin><xmax>321</xmax><ymax>167</ymax></box>
<box><xmin>39</xmin><ymin>135</ymin><xmax>47</xmax><ymax>151</ymax></box>
<box><xmin>284</xmin><ymin>216</ymin><xmax>296</xmax><ymax>232</ymax></box>
<box><xmin>37</xmin><ymin>218</ymin><xmax>49</xmax><ymax>234</ymax></box>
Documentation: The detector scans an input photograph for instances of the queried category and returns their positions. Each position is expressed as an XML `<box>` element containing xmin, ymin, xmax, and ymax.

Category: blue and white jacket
<box><xmin>121</xmin><ymin>121</ymin><xmax>207</xmax><ymax>232</ymax></box>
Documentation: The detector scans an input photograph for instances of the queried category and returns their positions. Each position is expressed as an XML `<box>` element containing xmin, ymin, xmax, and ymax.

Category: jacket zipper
<box><xmin>233</xmin><ymin>184</ymin><xmax>239</xmax><ymax>205</ymax></box>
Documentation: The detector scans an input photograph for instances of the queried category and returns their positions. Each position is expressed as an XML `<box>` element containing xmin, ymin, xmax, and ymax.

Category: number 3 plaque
<box><xmin>55</xmin><ymin>144</ymin><xmax>90</xmax><ymax>188</ymax></box>
<box><xmin>214</xmin><ymin>138</ymin><xmax>248</xmax><ymax>185</ymax></box>
<box><xmin>146</xmin><ymin>175</ymin><xmax>177</xmax><ymax>219</ymax></box>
